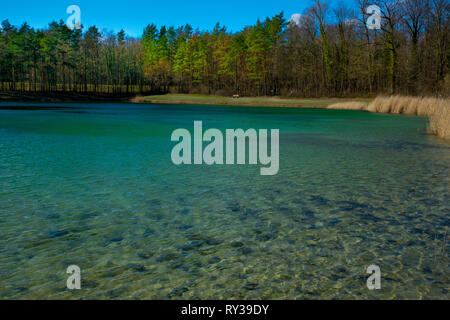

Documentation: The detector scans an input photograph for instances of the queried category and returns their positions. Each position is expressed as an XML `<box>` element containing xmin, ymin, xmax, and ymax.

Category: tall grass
<box><xmin>327</xmin><ymin>102</ymin><xmax>368</xmax><ymax>110</ymax></box>
<box><xmin>429</xmin><ymin>102</ymin><xmax>450</xmax><ymax>140</ymax></box>
<box><xmin>367</xmin><ymin>96</ymin><xmax>448</xmax><ymax>116</ymax></box>
<box><xmin>130</xmin><ymin>95</ymin><xmax>146</xmax><ymax>103</ymax></box>
<box><xmin>330</xmin><ymin>96</ymin><xmax>450</xmax><ymax>140</ymax></box>
<box><xmin>366</xmin><ymin>96</ymin><xmax>450</xmax><ymax>140</ymax></box>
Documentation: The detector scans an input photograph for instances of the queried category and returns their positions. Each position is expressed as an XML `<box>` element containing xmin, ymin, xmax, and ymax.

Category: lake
<box><xmin>0</xmin><ymin>102</ymin><xmax>448</xmax><ymax>299</ymax></box>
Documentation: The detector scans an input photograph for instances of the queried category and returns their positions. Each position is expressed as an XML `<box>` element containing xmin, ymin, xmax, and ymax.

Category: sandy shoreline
<box><xmin>134</xmin><ymin>94</ymin><xmax>372</xmax><ymax>109</ymax></box>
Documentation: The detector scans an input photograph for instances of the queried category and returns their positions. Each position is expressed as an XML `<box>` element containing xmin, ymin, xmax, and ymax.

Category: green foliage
<box><xmin>0</xmin><ymin>1</ymin><xmax>448</xmax><ymax>97</ymax></box>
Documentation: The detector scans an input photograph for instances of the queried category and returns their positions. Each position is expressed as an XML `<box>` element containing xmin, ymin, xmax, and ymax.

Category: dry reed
<box><xmin>326</xmin><ymin>102</ymin><xmax>368</xmax><ymax>110</ymax></box>
<box><xmin>429</xmin><ymin>101</ymin><xmax>450</xmax><ymax>140</ymax></box>
<box><xmin>327</xmin><ymin>96</ymin><xmax>449</xmax><ymax>140</ymax></box>
<box><xmin>366</xmin><ymin>96</ymin><xmax>450</xmax><ymax>140</ymax></box>
<box><xmin>130</xmin><ymin>95</ymin><xmax>146</xmax><ymax>103</ymax></box>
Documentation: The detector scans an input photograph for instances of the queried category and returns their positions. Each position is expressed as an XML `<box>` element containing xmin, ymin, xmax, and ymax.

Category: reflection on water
<box><xmin>0</xmin><ymin>103</ymin><xmax>448</xmax><ymax>299</ymax></box>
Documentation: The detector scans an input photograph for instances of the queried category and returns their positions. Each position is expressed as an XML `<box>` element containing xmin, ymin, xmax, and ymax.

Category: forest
<box><xmin>0</xmin><ymin>0</ymin><xmax>448</xmax><ymax>98</ymax></box>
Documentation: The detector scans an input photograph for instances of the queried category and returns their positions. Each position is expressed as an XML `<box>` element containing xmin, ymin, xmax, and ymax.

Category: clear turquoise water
<box><xmin>0</xmin><ymin>102</ymin><xmax>448</xmax><ymax>300</ymax></box>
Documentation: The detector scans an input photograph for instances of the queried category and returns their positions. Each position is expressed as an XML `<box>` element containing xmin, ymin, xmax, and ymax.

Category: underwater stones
<box><xmin>199</xmin><ymin>247</ymin><xmax>219</xmax><ymax>256</ymax></box>
<box><xmin>244</xmin><ymin>208</ymin><xmax>260</xmax><ymax>217</ymax></box>
<box><xmin>292</xmin><ymin>198</ymin><xmax>305</xmax><ymax>205</ymax></box>
<box><xmin>422</xmin><ymin>266</ymin><xmax>433</xmax><ymax>274</ymax></box>
<box><xmin>168</xmin><ymin>286</ymin><xmax>189</xmax><ymax>298</ymax></box>
<box><xmin>420</xmin><ymin>198</ymin><xmax>440</xmax><ymax>206</ymax></box>
<box><xmin>209</xmin><ymin>275</ymin><xmax>218</xmax><ymax>281</ymax></box>
<box><xmin>142</xmin><ymin>228</ymin><xmax>155</xmax><ymax>237</ymax></box>
<box><xmin>255</xmin><ymin>234</ymin><xmax>274</xmax><ymax>242</ymax></box>
<box><xmin>157</xmin><ymin>253</ymin><xmax>182</xmax><ymax>262</ymax></box>
<box><xmin>148</xmin><ymin>198</ymin><xmax>162</xmax><ymax>207</ymax></box>
<box><xmin>328</xmin><ymin>273</ymin><xmax>340</xmax><ymax>281</ymax></box>
<box><xmin>372</xmin><ymin>206</ymin><xmax>388</xmax><ymax>212</ymax></box>
<box><xmin>178</xmin><ymin>224</ymin><xmax>193</xmax><ymax>231</ymax></box>
<box><xmin>187</xmin><ymin>233</ymin><xmax>205</xmax><ymax>241</ymax></box>
<box><xmin>78</xmin><ymin>211</ymin><xmax>98</xmax><ymax>219</ymax></box>
<box><xmin>236</xmin><ymin>247</ymin><xmax>253</xmax><ymax>255</ymax></box>
<box><xmin>231</xmin><ymin>241</ymin><xmax>244</xmax><ymax>248</ymax></box>
<box><xmin>401</xmin><ymin>213</ymin><xmax>418</xmax><ymax>222</ymax></box>
<box><xmin>13</xmin><ymin>287</ymin><xmax>29</xmax><ymax>294</ymax></box>
<box><xmin>178</xmin><ymin>208</ymin><xmax>191</xmax><ymax>215</ymax></box>
<box><xmin>243</xmin><ymin>282</ymin><xmax>258</xmax><ymax>290</ymax></box>
<box><xmin>276</xmin><ymin>206</ymin><xmax>291</xmax><ymax>213</ymax></box>
<box><xmin>310</xmin><ymin>196</ymin><xmax>330</xmax><ymax>206</ymax></box>
<box><xmin>359</xmin><ymin>213</ymin><xmax>382</xmax><ymax>223</ymax></box>
<box><xmin>303</xmin><ymin>209</ymin><xmax>315</xmax><ymax>218</ymax></box>
<box><xmin>46</xmin><ymin>213</ymin><xmax>61</xmax><ymax>220</ymax></box>
<box><xmin>294</xmin><ymin>286</ymin><xmax>304</xmax><ymax>293</ymax></box>
<box><xmin>137</xmin><ymin>252</ymin><xmax>154</xmax><ymax>260</ymax></box>
<box><xmin>338</xmin><ymin>201</ymin><xmax>369</xmax><ymax>211</ymax></box>
<box><xmin>24</xmin><ymin>239</ymin><xmax>52</xmax><ymax>249</ymax></box>
<box><xmin>128</xmin><ymin>263</ymin><xmax>147</xmax><ymax>273</ymax></box>
<box><xmin>228</xmin><ymin>202</ymin><xmax>241</xmax><ymax>212</ymax></box>
<box><xmin>411</xmin><ymin>227</ymin><xmax>431</xmax><ymax>237</ymax></box>
<box><xmin>205</xmin><ymin>238</ymin><xmax>221</xmax><ymax>246</ymax></box>
<box><xmin>270</xmin><ymin>222</ymin><xmax>282</xmax><ymax>230</ymax></box>
<box><xmin>151</xmin><ymin>213</ymin><xmax>165</xmax><ymax>221</ymax></box>
<box><xmin>179</xmin><ymin>240</ymin><xmax>206</xmax><ymax>251</ymax></box>
<box><xmin>208</xmin><ymin>257</ymin><xmax>221</xmax><ymax>264</ymax></box>
<box><xmin>167</xmin><ymin>258</ymin><xmax>186</xmax><ymax>270</ymax></box>
<box><xmin>106</xmin><ymin>288</ymin><xmax>124</xmax><ymax>298</ymax></box>
<box><xmin>214</xmin><ymin>262</ymin><xmax>229</xmax><ymax>271</ymax></box>
<box><xmin>185</xmin><ymin>233</ymin><xmax>221</xmax><ymax>246</ymax></box>
<box><xmin>253</xmin><ymin>227</ymin><xmax>264</xmax><ymax>235</ymax></box>
<box><xmin>335</xmin><ymin>266</ymin><xmax>347</xmax><ymax>274</ymax></box>
<box><xmin>108</xmin><ymin>236</ymin><xmax>123</xmax><ymax>243</ymax></box>
<box><xmin>102</xmin><ymin>266</ymin><xmax>128</xmax><ymax>278</ymax></box>
<box><xmin>389</xmin><ymin>219</ymin><xmax>402</xmax><ymax>226</ymax></box>
<box><xmin>326</xmin><ymin>219</ymin><xmax>340</xmax><ymax>227</ymax></box>
<box><xmin>307</xmin><ymin>224</ymin><xmax>317</xmax><ymax>230</ymax></box>
<box><xmin>48</xmin><ymin>230</ymin><xmax>69</xmax><ymax>238</ymax></box>
<box><xmin>237</xmin><ymin>273</ymin><xmax>247</xmax><ymax>280</ymax></box>
<box><xmin>82</xmin><ymin>279</ymin><xmax>99</xmax><ymax>288</ymax></box>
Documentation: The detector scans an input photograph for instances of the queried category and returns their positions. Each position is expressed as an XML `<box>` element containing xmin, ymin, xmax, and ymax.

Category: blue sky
<box><xmin>0</xmin><ymin>0</ymin><xmax>315</xmax><ymax>37</ymax></box>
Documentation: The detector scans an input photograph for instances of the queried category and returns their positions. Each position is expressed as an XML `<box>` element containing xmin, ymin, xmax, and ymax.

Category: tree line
<box><xmin>0</xmin><ymin>0</ymin><xmax>448</xmax><ymax>97</ymax></box>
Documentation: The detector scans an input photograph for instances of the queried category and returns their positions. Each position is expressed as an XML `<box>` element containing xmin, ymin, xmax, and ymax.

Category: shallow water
<box><xmin>0</xmin><ymin>102</ymin><xmax>448</xmax><ymax>300</ymax></box>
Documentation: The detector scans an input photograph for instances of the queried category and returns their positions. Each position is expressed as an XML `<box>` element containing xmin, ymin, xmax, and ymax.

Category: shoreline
<box><xmin>134</xmin><ymin>95</ymin><xmax>450</xmax><ymax>142</ymax></box>
<box><xmin>1</xmin><ymin>92</ymin><xmax>372</xmax><ymax>108</ymax></box>
<box><xmin>0</xmin><ymin>92</ymin><xmax>136</xmax><ymax>103</ymax></box>
<box><xmin>1</xmin><ymin>93</ymin><xmax>448</xmax><ymax>140</ymax></box>
<box><xmin>133</xmin><ymin>94</ymin><xmax>373</xmax><ymax>109</ymax></box>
